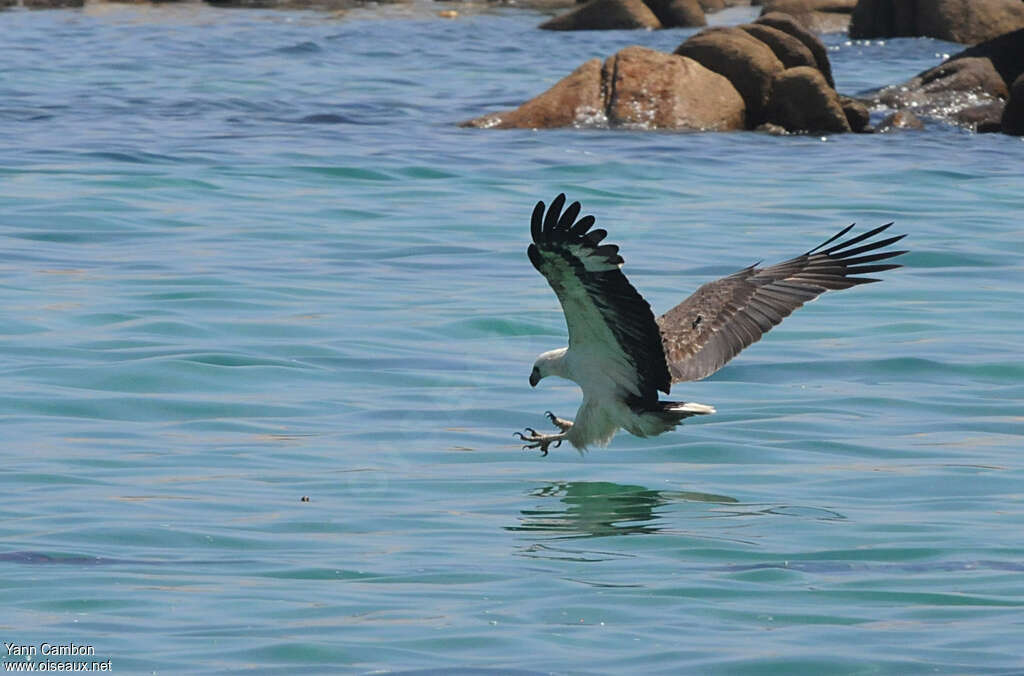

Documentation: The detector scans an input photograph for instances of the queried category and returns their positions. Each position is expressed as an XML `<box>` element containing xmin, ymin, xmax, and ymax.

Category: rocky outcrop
<box><xmin>675</xmin><ymin>27</ymin><xmax>784</xmax><ymax>126</ymax></box>
<box><xmin>539</xmin><ymin>0</ymin><xmax>662</xmax><ymax>30</ymax></box>
<box><xmin>466</xmin><ymin>14</ymin><xmax>860</xmax><ymax>135</ymax></box>
<box><xmin>468</xmin><ymin>9</ymin><xmax>921</xmax><ymax>136</ymax></box>
<box><xmin>758</xmin><ymin>0</ymin><xmax>856</xmax><ymax>33</ymax></box>
<box><xmin>864</xmin><ymin>27</ymin><xmax>1024</xmax><ymax>132</ymax></box>
<box><xmin>765</xmin><ymin>66</ymin><xmax>851</xmax><ymax>132</ymax></box>
<box><xmin>539</xmin><ymin>0</ymin><xmax>706</xmax><ymax>30</ymax></box>
<box><xmin>1002</xmin><ymin>74</ymin><xmax>1024</xmax><ymax>135</ymax></box>
<box><xmin>460</xmin><ymin>46</ymin><xmax>746</xmax><ymax>131</ymax></box>
<box><xmin>850</xmin><ymin>0</ymin><xmax>1024</xmax><ymax>45</ymax></box>
<box><xmin>755</xmin><ymin>12</ymin><xmax>835</xmax><ymax>87</ymax></box>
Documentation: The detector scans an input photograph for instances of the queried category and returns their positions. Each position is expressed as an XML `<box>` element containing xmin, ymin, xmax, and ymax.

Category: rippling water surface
<box><xmin>2</xmin><ymin>4</ymin><xmax>1023</xmax><ymax>674</ymax></box>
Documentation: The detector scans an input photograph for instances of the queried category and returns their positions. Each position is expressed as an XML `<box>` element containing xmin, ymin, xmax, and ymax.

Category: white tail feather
<box><xmin>669</xmin><ymin>402</ymin><xmax>716</xmax><ymax>415</ymax></box>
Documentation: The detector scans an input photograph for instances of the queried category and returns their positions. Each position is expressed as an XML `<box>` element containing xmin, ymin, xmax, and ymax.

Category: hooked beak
<box><xmin>529</xmin><ymin>370</ymin><xmax>540</xmax><ymax>388</ymax></box>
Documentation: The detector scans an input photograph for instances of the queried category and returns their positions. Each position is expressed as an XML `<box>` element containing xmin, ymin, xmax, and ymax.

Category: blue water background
<box><xmin>2</xmin><ymin>3</ymin><xmax>1023</xmax><ymax>673</ymax></box>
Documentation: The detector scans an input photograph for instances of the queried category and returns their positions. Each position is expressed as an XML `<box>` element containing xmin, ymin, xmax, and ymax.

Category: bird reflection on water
<box><xmin>506</xmin><ymin>484</ymin><xmax>1024</xmax><ymax>578</ymax></box>
<box><xmin>506</xmin><ymin>481</ymin><xmax>738</xmax><ymax>540</ymax></box>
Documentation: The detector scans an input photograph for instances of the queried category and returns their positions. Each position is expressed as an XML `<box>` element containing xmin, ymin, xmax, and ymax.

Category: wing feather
<box><xmin>529</xmin><ymin>194</ymin><xmax>670</xmax><ymax>399</ymax></box>
<box><xmin>659</xmin><ymin>224</ymin><xmax>907</xmax><ymax>383</ymax></box>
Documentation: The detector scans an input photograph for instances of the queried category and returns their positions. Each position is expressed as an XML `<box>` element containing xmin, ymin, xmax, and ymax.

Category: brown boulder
<box><xmin>1003</xmin><ymin>73</ymin><xmax>1024</xmax><ymax>135</ymax></box>
<box><xmin>920</xmin><ymin>57</ymin><xmax>1010</xmax><ymax>99</ymax></box>
<box><xmin>741</xmin><ymin>23</ymin><xmax>819</xmax><ymax>72</ymax></box>
<box><xmin>764</xmin><ymin>66</ymin><xmax>851</xmax><ymax>132</ymax></box>
<box><xmin>885</xmin><ymin>57</ymin><xmax>1008</xmax><ymax>103</ymax></box>
<box><xmin>460</xmin><ymin>47</ymin><xmax>746</xmax><ymax>132</ymax></box>
<box><xmin>645</xmin><ymin>0</ymin><xmax>707</xmax><ymax>27</ymax></box>
<box><xmin>759</xmin><ymin>0</ymin><xmax>856</xmax><ymax>33</ymax></box>
<box><xmin>916</xmin><ymin>0</ymin><xmax>1024</xmax><ymax>45</ymax></box>
<box><xmin>698</xmin><ymin>0</ymin><xmax>725</xmax><ymax>10</ymax></box>
<box><xmin>604</xmin><ymin>46</ymin><xmax>745</xmax><ymax>129</ymax></box>
<box><xmin>460</xmin><ymin>59</ymin><xmax>604</xmax><ymax>129</ymax></box>
<box><xmin>675</xmin><ymin>26</ymin><xmax>785</xmax><ymax>126</ymax></box>
<box><xmin>540</xmin><ymin>0</ymin><xmax>661</xmax><ymax>30</ymax></box>
<box><xmin>851</xmin><ymin>0</ymin><xmax>1024</xmax><ymax>45</ymax></box>
<box><xmin>840</xmin><ymin>96</ymin><xmax>871</xmax><ymax>132</ymax></box>
<box><xmin>755</xmin><ymin>12</ymin><xmax>834</xmax><ymax>87</ymax></box>
<box><xmin>949</xmin><ymin>28</ymin><xmax>1024</xmax><ymax>89</ymax></box>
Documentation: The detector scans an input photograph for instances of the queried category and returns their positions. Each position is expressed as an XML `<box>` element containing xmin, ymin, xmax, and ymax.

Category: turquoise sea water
<box><xmin>2</xmin><ymin>3</ymin><xmax>1023</xmax><ymax>674</ymax></box>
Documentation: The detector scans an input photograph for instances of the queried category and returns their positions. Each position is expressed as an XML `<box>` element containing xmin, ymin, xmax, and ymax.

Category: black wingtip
<box><xmin>804</xmin><ymin>223</ymin><xmax>908</xmax><ymax>277</ymax></box>
<box><xmin>807</xmin><ymin>223</ymin><xmax>856</xmax><ymax>255</ymax></box>
<box><xmin>531</xmin><ymin>194</ymin><xmax>600</xmax><ymax>243</ymax></box>
<box><xmin>832</xmin><ymin>233</ymin><xmax>907</xmax><ymax>260</ymax></box>
<box><xmin>823</xmin><ymin>223</ymin><xmax>901</xmax><ymax>256</ymax></box>
<box><xmin>558</xmin><ymin>199</ymin><xmax>582</xmax><ymax>229</ymax></box>
<box><xmin>570</xmin><ymin>215</ymin><xmax>596</xmax><ymax>237</ymax></box>
<box><xmin>544</xmin><ymin>194</ymin><xmax>567</xmax><ymax>232</ymax></box>
<box><xmin>531</xmin><ymin>200</ymin><xmax>545</xmax><ymax>244</ymax></box>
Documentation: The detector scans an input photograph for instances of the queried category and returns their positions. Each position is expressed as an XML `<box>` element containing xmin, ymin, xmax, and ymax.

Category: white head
<box><xmin>529</xmin><ymin>347</ymin><xmax>568</xmax><ymax>387</ymax></box>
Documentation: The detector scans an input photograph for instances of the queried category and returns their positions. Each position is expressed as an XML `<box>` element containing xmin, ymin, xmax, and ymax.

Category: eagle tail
<box><xmin>630</xmin><ymin>400</ymin><xmax>715</xmax><ymax>437</ymax></box>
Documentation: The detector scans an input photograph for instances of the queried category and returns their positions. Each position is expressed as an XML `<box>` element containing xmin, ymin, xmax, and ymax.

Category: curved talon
<box><xmin>514</xmin><ymin>424</ymin><xmax>564</xmax><ymax>458</ymax></box>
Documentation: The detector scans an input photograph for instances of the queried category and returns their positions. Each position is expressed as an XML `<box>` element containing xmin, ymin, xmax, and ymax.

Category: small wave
<box><xmin>288</xmin><ymin>113</ymin><xmax>363</xmax><ymax>125</ymax></box>
<box><xmin>271</xmin><ymin>41</ymin><xmax>322</xmax><ymax>55</ymax></box>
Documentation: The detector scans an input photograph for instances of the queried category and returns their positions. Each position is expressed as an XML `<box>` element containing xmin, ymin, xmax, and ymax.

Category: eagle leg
<box><xmin>545</xmin><ymin>411</ymin><xmax>574</xmax><ymax>432</ymax></box>
<box><xmin>513</xmin><ymin>428</ymin><xmax>565</xmax><ymax>457</ymax></box>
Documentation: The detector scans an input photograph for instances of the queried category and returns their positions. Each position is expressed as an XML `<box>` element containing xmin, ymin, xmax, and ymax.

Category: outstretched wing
<box><xmin>528</xmin><ymin>194</ymin><xmax>670</xmax><ymax>401</ymax></box>
<box><xmin>659</xmin><ymin>223</ymin><xmax>907</xmax><ymax>383</ymax></box>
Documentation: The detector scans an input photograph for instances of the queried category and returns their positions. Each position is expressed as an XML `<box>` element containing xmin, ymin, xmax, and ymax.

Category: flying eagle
<box><xmin>517</xmin><ymin>194</ymin><xmax>907</xmax><ymax>455</ymax></box>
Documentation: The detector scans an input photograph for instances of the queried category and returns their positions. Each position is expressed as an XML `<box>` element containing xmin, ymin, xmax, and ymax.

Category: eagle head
<box><xmin>530</xmin><ymin>347</ymin><xmax>568</xmax><ymax>388</ymax></box>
